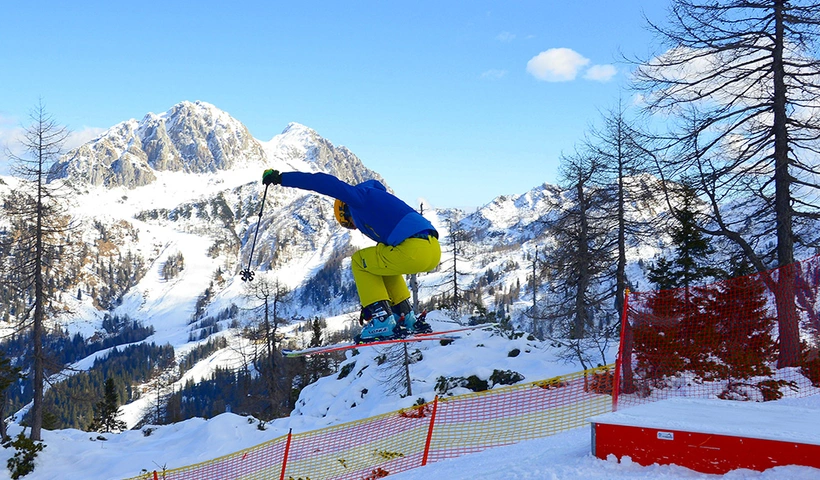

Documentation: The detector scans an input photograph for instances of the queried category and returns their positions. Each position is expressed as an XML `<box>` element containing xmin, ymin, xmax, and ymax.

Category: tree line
<box><xmin>421</xmin><ymin>0</ymin><xmax>820</xmax><ymax>376</ymax></box>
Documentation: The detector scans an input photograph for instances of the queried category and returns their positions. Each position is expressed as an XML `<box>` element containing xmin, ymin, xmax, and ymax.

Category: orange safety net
<box><xmin>123</xmin><ymin>366</ymin><xmax>613</xmax><ymax>480</ymax></box>
<box><xmin>615</xmin><ymin>254</ymin><xmax>820</xmax><ymax>409</ymax></box>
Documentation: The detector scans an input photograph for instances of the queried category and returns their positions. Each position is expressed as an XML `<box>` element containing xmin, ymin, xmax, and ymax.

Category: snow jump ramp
<box><xmin>590</xmin><ymin>398</ymin><xmax>820</xmax><ymax>474</ymax></box>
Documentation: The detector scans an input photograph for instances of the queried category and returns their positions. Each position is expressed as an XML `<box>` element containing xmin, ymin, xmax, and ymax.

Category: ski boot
<box><xmin>393</xmin><ymin>299</ymin><xmax>433</xmax><ymax>334</ymax></box>
<box><xmin>354</xmin><ymin>300</ymin><xmax>405</xmax><ymax>343</ymax></box>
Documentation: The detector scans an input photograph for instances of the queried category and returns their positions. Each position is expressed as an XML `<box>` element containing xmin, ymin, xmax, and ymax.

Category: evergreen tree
<box><xmin>649</xmin><ymin>186</ymin><xmax>725</xmax><ymax>376</ymax></box>
<box><xmin>0</xmin><ymin>355</ymin><xmax>23</xmax><ymax>441</ymax></box>
<box><xmin>300</xmin><ymin>318</ymin><xmax>334</xmax><ymax>388</ymax></box>
<box><xmin>647</xmin><ymin>186</ymin><xmax>725</xmax><ymax>290</ymax></box>
<box><xmin>632</xmin><ymin>186</ymin><xmax>727</xmax><ymax>391</ymax></box>
<box><xmin>88</xmin><ymin>378</ymin><xmax>126</xmax><ymax>433</ymax></box>
<box><xmin>710</xmin><ymin>262</ymin><xmax>779</xmax><ymax>399</ymax></box>
<box><xmin>309</xmin><ymin>317</ymin><xmax>323</xmax><ymax>348</ymax></box>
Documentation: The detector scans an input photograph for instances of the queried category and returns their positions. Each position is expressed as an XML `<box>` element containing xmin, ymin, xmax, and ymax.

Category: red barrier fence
<box><xmin>615</xmin><ymin>254</ymin><xmax>820</xmax><ymax>409</ymax></box>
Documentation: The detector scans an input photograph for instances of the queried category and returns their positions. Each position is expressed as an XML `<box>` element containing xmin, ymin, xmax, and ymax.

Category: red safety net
<box><xmin>615</xmin><ymin>255</ymin><xmax>820</xmax><ymax>409</ymax></box>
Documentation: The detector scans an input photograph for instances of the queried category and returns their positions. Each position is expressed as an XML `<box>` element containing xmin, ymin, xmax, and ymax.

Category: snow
<box><xmin>5</xmin><ymin>393</ymin><xmax>819</xmax><ymax>479</ymax></box>
<box><xmin>0</xmin><ymin>234</ymin><xmax>815</xmax><ymax>478</ymax></box>
<box><xmin>3</xmin><ymin>317</ymin><xmax>819</xmax><ymax>480</ymax></box>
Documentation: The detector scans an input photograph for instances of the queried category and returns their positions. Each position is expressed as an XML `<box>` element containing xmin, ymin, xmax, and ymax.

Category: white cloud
<box><xmin>0</xmin><ymin>122</ymin><xmax>104</xmax><ymax>172</ymax></box>
<box><xmin>0</xmin><ymin>116</ymin><xmax>25</xmax><ymax>169</ymax></box>
<box><xmin>526</xmin><ymin>48</ymin><xmax>590</xmax><ymax>82</ymax></box>
<box><xmin>481</xmin><ymin>69</ymin><xmax>508</xmax><ymax>80</ymax></box>
<box><xmin>639</xmin><ymin>44</ymin><xmax>775</xmax><ymax>107</ymax></box>
<box><xmin>65</xmin><ymin>126</ymin><xmax>106</xmax><ymax>151</ymax></box>
<box><xmin>496</xmin><ymin>31</ymin><xmax>516</xmax><ymax>43</ymax></box>
<box><xmin>584</xmin><ymin>64</ymin><xmax>618</xmax><ymax>82</ymax></box>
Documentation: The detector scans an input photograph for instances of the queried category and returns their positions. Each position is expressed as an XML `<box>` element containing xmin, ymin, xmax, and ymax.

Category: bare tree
<box><xmin>571</xmin><ymin>103</ymin><xmax>659</xmax><ymax>380</ymax></box>
<box><xmin>586</xmin><ymin>102</ymin><xmax>656</xmax><ymax>325</ymax></box>
<box><xmin>144</xmin><ymin>374</ymin><xmax>174</xmax><ymax>425</ymax></box>
<box><xmin>542</xmin><ymin>148</ymin><xmax>615</xmax><ymax>348</ymax></box>
<box><xmin>2</xmin><ymin>101</ymin><xmax>74</xmax><ymax>441</ymax></box>
<box><xmin>243</xmin><ymin>275</ymin><xmax>291</xmax><ymax>417</ymax></box>
<box><xmin>632</xmin><ymin>0</ymin><xmax>820</xmax><ymax>366</ymax></box>
<box><xmin>378</xmin><ymin>344</ymin><xmax>421</xmax><ymax>397</ymax></box>
<box><xmin>437</xmin><ymin>211</ymin><xmax>472</xmax><ymax>316</ymax></box>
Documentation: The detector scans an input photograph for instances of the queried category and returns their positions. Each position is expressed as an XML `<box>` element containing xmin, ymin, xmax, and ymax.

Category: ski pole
<box><xmin>240</xmin><ymin>183</ymin><xmax>270</xmax><ymax>282</ymax></box>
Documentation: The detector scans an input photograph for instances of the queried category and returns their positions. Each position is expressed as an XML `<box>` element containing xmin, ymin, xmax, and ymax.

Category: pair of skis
<box><xmin>283</xmin><ymin>322</ymin><xmax>496</xmax><ymax>357</ymax></box>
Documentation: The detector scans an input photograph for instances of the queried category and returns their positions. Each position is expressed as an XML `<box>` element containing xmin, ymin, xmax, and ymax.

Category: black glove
<box><xmin>262</xmin><ymin>169</ymin><xmax>282</xmax><ymax>186</ymax></box>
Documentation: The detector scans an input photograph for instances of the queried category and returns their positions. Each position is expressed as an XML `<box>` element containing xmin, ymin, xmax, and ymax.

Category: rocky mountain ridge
<box><xmin>49</xmin><ymin>101</ymin><xmax>264</xmax><ymax>187</ymax></box>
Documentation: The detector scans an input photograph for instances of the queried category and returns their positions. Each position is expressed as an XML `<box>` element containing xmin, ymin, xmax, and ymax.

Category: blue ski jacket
<box><xmin>281</xmin><ymin>172</ymin><xmax>437</xmax><ymax>247</ymax></box>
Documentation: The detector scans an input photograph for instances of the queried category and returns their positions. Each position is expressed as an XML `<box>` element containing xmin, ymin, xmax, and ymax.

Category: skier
<box><xmin>262</xmin><ymin>169</ymin><xmax>440</xmax><ymax>342</ymax></box>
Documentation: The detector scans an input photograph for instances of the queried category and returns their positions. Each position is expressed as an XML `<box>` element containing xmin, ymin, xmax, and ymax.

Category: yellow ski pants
<box><xmin>351</xmin><ymin>235</ymin><xmax>441</xmax><ymax>307</ymax></box>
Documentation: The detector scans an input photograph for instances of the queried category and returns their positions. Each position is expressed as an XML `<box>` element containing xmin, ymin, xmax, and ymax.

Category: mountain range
<box><xmin>0</xmin><ymin>100</ymin><xmax>654</xmax><ymax>429</ymax></box>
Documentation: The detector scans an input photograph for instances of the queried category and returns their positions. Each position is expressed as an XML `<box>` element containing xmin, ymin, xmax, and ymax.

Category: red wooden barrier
<box><xmin>592</xmin><ymin>398</ymin><xmax>820</xmax><ymax>474</ymax></box>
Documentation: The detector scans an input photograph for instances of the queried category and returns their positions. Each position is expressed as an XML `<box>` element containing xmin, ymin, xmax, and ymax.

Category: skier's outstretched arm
<box><xmin>262</xmin><ymin>169</ymin><xmax>365</xmax><ymax>206</ymax></box>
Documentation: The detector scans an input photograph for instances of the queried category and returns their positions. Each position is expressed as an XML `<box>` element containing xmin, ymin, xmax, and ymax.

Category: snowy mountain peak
<box><xmin>49</xmin><ymin>101</ymin><xmax>267</xmax><ymax>188</ymax></box>
<box><xmin>47</xmin><ymin>100</ymin><xmax>384</xmax><ymax>191</ymax></box>
<box><xmin>280</xmin><ymin>121</ymin><xmax>315</xmax><ymax>136</ymax></box>
<box><xmin>264</xmin><ymin>121</ymin><xmax>384</xmax><ymax>186</ymax></box>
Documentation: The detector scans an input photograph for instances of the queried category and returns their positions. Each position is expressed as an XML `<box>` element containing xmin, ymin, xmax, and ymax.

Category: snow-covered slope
<box><xmin>9</xmin><ymin>410</ymin><xmax>820</xmax><ymax>480</ymax></box>
<box><xmin>289</xmin><ymin>315</ymin><xmax>587</xmax><ymax>423</ymax></box>
<box><xmin>3</xmin><ymin>323</ymin><xmax>819</xmax><ymax>480</ymax></box>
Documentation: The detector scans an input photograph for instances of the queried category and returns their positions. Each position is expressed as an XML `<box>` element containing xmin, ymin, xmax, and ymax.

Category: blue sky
<box><xmin>1</xmin><ymin>1</ymin><xmax>666</xmax><ymax>209</ymax></box>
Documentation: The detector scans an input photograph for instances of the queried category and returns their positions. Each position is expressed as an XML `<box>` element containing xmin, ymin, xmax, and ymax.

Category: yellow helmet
<box><xmin>334</xmin><ymin>199</ymin><xmax>355</xmax><ymax>229</ymax></box>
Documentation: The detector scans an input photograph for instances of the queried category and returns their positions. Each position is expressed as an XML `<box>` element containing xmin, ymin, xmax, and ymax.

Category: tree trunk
<box><xmin>573</xmin><ymin>181</ymin><xmax>590</xmax><ymax>339</ymax></box>
<box><xmin>31</xmin><ymin>142</ymin><xmax>46</xmax><ymax>442</ymax></box>
<box><xmin>619</xmin><ymin>319</ymin><xmax>636</xmax><ymax>394</ymax></box>
<box><xmin>772</xmin><ymin>0</ymin><xmax>799</xmax><ymax>367</ymax></box>
<box><xmin>403</xmin><ymin>344</ymin><xmax>412</xmax><ymax>397</ymax></box>
<box><xmin>615</xmin><ymin>126</ymin><xmax>627</xmax><ymax>333</ymax></box>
